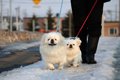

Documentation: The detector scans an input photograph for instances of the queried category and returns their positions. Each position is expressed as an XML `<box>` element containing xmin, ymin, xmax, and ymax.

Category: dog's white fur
<box><xmin>65</xmin><ymin>37</ymin><xmax>82</xmax><ymax>67</ymax></box>
<box><xmin>40</xmin><ymin>32</ymin><xmax>66</xmax><ymax>70</ymax></box>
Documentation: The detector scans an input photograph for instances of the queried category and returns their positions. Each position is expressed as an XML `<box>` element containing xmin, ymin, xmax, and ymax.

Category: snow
<box><xmin>0</xmin><ymin>37</ymin><xmax>120</xmax><ymax>80</ymax></box>
<box><xmin>0</xmin><ymin>41</ymin><xmax>41</xmax><ymax>55</ymax></box>
<box><xmin>3</xmin><ymin>41</ymin><xmax>41</xmax><ymax>51</ymax></box>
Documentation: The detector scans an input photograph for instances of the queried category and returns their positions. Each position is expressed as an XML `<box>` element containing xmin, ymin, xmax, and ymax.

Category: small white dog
<box><xmin>39</xmin><ymin>32</ymin><xmax>66</xmax><ymax>70</ymax></box>
<box><xmin>65</xmin><ymin>37</ymin><xmax>82</xmax><ymax>67</ymax></box>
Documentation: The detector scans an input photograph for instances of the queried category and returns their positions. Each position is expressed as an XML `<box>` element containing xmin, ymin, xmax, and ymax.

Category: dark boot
<box><xmin>86</xmin><ymin>36</ymin><xmax>100</xmax><ymax>64</ymax></box>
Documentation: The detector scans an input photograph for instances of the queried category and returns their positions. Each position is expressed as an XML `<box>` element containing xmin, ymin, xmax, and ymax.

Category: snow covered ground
<box><xmin>0</xmin><ymin>41</ymin><xmax>41</xmax><ymax>56</ymax></box>
<box><xmin>2</xmin><ymin>41</ymin><xmax>41</xmax><ymax>51</ymax></box>
<box><xmin>0</xmin><ymin>37</ymin><xmax>120</xmax><ymax>80</ymax></box>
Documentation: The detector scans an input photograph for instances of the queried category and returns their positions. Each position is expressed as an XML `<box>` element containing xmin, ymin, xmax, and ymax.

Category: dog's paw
<box><xmin>73</xmin><ymin>64</ymin><xmax>79</xmax><ymax>67</ymax></box>
<box><xmin>58</xmin><ymin>66</ymin><xmax>63</xmax><ymax>70</ymax></box>
<box><xmin>58</xmin><ymin>64</ymin><xmax>64</xmax><ymax>70</ymax></box>
<box><xmin>49</xmin><ymin>68</ymin><xmax>55</xmax><ymax>70</ymax></box>
<box><xmin>48</xmin><ymin>66</ymin><xmax>55</xmax><ymax>70</ymax></box>
<box><xmin>48</xmin><ymin>63</ymin><xmax>55</xmax><ymax>70</ymax></box>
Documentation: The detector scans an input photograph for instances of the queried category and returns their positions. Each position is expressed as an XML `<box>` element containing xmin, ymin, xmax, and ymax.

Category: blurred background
<box><xmin>0</xmin><ymin>0</ymin><xmax>120</xmax><ymax>37</ymax></box>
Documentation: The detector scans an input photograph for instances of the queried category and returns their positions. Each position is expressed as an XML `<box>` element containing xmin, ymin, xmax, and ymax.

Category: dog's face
<box><xmin>41</xmin><ymin>32</ymin><xmax>64</xmax><ymax>46</ymax></box>
<box><xmin>65</xmin><ymin>37</ymin><xmax>81</xmax><ymax>49</ymax></box>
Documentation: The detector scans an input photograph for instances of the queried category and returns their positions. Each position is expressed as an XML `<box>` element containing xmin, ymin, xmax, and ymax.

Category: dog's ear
<box><xmin>40</xmin><ymin>33</ymin><xmax>47</xmax><ymax>44</ymax></box>
<box><xmin>75</xmin><ymin>37</ymin><xmax>82</xmax><ymax>46</ymax></box>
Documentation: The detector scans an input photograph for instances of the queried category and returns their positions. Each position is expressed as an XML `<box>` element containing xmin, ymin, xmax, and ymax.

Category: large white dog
<box><xmin>39</xmin><ymin>32</ymin><xmax>66</xmax><ymax>70</ymax></box>
<box><xmin>65</xmin><ymin>37</ymin><xmax>82</xmax><ymax>67</ymax></box>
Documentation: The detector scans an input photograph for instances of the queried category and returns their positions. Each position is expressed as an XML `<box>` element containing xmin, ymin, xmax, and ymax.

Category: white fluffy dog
<box><xmin>65</xmin><ymin>37</ymin><xmax>82</xmax><ymax>67</ymax></box>
<box><xmin>39</xmin><ymin>32</ymin><xmax>66</xmax><ymax>70</ymax></box>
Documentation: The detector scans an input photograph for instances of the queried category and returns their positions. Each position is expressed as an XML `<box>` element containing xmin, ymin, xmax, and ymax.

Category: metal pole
<box><xmin>16</xmin><ymin>7</ymin><xmax>19</xmax><ymax>31</ymax></box>
<box><xmin>0</xmin><ymin>0</ymin><xmax>3</xmax><ymax>29</ymax></box>
<box><xmin>10</xmin><ymin>0</ymin><xmax>12</xmax><ymax>31</ymax></box>
<box><xmin>18</xmin><ymin>7</ymin><xmax>20</xmax><ymax>31</ymax></box>
<box><xmin>102</xmin><ymin>14</ymin><xmax>105</xmax><ymax>36</ymax></box>
<box><xmin>69</xmin><ymin>10</ymin><xmax>72</xmax><ymax>37</ymax></box>
<box><xmin>32</xmin><ymin>20</ymin><xmax>35</xmax><ymax>32</ymax></box>
<box><xmin>119</xmin><ymin>0</ymin><xmax>120</xmax><ymax>36</ymax></box>
<box><xmin>45</xmin><ymin>18</ymin><xmax>48</xmax><ymax>32</ymax></box>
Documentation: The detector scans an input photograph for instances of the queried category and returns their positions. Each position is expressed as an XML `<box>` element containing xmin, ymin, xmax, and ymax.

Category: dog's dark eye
<box><xmin>67</xmin><ymin>44</ymin><xmax>69</xmax><ymax>46</ymax></box>
<box><xmin>73</xmin><ymin>44</ymin><xmax>75</xmax><ymax>46</ymax></box>
<box><xmin>55</xmin><ymin>39</ymin><xmax>57</xmax><ymax>41</ymax></box>
<box><xmin>48</xmin><ymin>39</ymin><xmax>50</xmax><ymax>41</ymax></box>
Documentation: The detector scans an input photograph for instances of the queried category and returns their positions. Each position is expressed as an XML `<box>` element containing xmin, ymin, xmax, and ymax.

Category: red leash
<box><xmin>76</xmin><ymin>0</ymin><xmax>98</xmax><ymax>37</ymax></box>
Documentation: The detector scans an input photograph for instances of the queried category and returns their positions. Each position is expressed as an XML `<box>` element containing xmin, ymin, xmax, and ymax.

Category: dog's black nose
<box><xmin>69</xmin><ymin>44</ymin><xmax>73</xmax><ymax>48</ymax></box>
<box><xmin>51</xmin><ymin>39</ymin><xmax>54</xmax><ymax>44</ymax></box>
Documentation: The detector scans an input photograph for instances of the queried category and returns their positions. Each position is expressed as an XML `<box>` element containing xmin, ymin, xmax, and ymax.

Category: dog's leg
<box><xmin>47</xmin><ymin>63</ymin><xmax>55</xmax><ymax>70</ymax></box>
<box><xmin>73</xmin><ymin>57</ymin><xmax>79</xmax><ymax>67</ymax></box>
<box><xmin>58</xmin><ymin>62</ymin><xmax>64</xmax><ymax>70</ymax></box>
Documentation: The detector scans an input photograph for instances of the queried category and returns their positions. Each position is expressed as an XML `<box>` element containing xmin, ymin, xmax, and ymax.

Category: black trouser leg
<box><xmin>85</xmin><ymin>0</ymin><xmax>103</xmax><ymax>64</ymax></box>
<box><xmin>86</xmin><ymin>36</ymin><xmax>100</xmax><ymax>64</ymax></box>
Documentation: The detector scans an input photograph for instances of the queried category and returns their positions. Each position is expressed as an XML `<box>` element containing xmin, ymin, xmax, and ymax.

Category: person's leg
<box><xmin>86</xmin><ymin>0</ymin><xmax>104</xmax><ymax>64</ymax></box>
<box><xmin>71</xmin><ymin>0</ymin><xmax>88</xmax><ymax>63</ymax></box>
<box><xmin>86</xmin><ymin>36</ymin><xmax>100</xmax><ymax>64</ymax></box>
